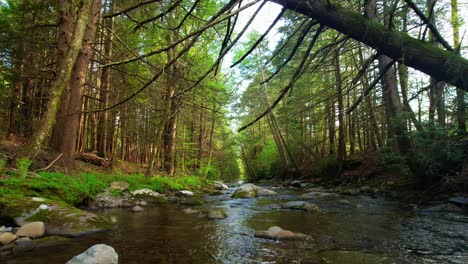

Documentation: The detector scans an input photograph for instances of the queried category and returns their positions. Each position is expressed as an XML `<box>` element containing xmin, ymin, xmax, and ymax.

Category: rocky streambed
<box><xmin>1</xmin><ymin>180</ymin><xmax>468</xmax><ymax>263</ymax></box>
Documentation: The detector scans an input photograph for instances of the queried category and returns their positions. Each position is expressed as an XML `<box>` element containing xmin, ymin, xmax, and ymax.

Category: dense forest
<box><xmin>0</xmin><ymin>0</ymin><xmax>467</xmax><ymax>189</ymax></box>
<box><xmin>1</xmin><ymin>0</ymin><xmax>468</xmax><ymax>263</ymax></box>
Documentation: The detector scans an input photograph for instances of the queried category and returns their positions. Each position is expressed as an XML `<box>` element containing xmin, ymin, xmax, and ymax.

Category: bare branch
<box><xmin>238</xmin><ymin>25</ymin><xmax>325</xmax><ymax>132</ymax></box>
<box><xmin>103</xmin><ymin>0</ymin><xmax>161</xmax><ymax>18</ymax></box>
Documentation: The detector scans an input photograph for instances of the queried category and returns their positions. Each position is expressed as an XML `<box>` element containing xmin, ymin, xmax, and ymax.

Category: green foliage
<box><xmin>310</xmin><ymin>155</ymin><xmax>338</xmax><ymax>178</ymax></box>
<box><xmin>0</xmin><ymin>159</ymin><xmax>6</xmax><ymax>172</ymax></box>
<box><xmin>16</xmin><ymin>158</ymin><xmax>32</xmax><ymax>179</ymax></box>
<box><xmin>380</xmin><ymin>123</ymin><xmax>464</xmax><ymax>184</ymax></box>
<box><xmin>0</xmin><ymin>171</ymin><xmax>207</xmax><ymax>206</ymax></box>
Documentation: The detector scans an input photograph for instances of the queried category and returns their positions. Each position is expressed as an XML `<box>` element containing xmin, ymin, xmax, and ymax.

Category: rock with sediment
<box><xmin>66</xmin><ymin>244</ymin><xmax>118</xmax><ymax>264</ymax></box>
<box><xmin>282</xmin><ymin>201</ymin><xmax>320</xmax><ymax>212</ymax></box>
<box><xmin>16</xmin><ymin>222</ymin><xmax>45</xmax><ymax>238</ymax></box>
<box><xmin>0</xmin><ymin>233</ymin><xmax>16</xmax><ymax>245</ymax></box>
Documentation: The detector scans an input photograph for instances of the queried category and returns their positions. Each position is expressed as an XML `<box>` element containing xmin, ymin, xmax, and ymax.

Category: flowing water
<box><xmin>4</xmin><ymin>186</ymin><xmax>468</xmax><ymax>263</ymax></box>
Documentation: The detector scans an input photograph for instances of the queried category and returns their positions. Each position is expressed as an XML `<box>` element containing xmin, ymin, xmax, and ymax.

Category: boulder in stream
<box><xmin>207</xmin><ymin>209</ymin><xmax>227</xmax><ymax>220</ymax></box>
<box><xmin>2</xmin><ymin>198</ymin><xmax>113</xmax><ymax>237</ymax></box>
<box><xmin>282</xmin><ymin>201</ymin><xmax>320</xmax><ymax>212</ymax></box>
<box><xmin>66</xmin><ymin>244</ymin><xmax>118</xmax><ymax>264</ymax></box>
<box><xmin>178</xmin><ymin>190</ymin><xmax>194</xmax><ymax>197</ymax></box>
<box><xmin>213</xmin><ymin>181</ymin><xmax>229</xmax><ymax>190</ymax></box>
<box><xmin>0</xmin><ymin>232</ymin><xmax>16</xmax><ymax>245</ymax></box>
<box><xmin>254</xmin><ymin>226</ymin><xmax>305</xmax><ymax>241</ymax></box>
<box><xmin>15</xmin><ymin>221</ymin><xmax>45</xmax><ymax>238</ymax></box>
<box><xmin>131</xmin><ymin>206</ymin><xmax>144</xmax><ymax>212</ymax></box>
<box><xmin>257</xmin><ymin>188</ymin><xmax>278</xmax><ymax>196</ymax></box>
<box><xmin>232</xmin><ymin>184</ymin><xmax>258</xmax><ymax>198</ymax></box>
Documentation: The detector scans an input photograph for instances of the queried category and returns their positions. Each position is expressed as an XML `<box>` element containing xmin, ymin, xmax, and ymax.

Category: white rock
<box><xmin>31</xmin><ymin>197</ymin><xmax>46</xmax><ymax>202</ymax></box>
<box><xmin>178</xmin><ymin>190</ymin><xmax>194</xmax><ymax>197</ymax></box>
<box><xmin>131</xmin><ymin>188</ymin><xmax>160</xmax><ymax>197</ymax></box>
<box><xmin>66</xmin><ymin>244</ymin><xmax>118</xmax><ymax>264</ymax></box>
<box><xmin>213</xmin><ymin>181</ymin><xmax>229</xmax><ymax>190</ymax></box>
<box><xmin>38</xmin><ymin>204</ymin><xmax>49</xmax><ymax>210</ymax></box>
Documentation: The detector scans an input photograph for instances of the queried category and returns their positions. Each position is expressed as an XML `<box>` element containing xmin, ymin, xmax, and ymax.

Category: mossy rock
<box><xmin>209</xmin><ymin>190</ymin><xmax>225</xmax><ymax>196</ymax></box>
<box><xmin>231</xmin><ymin>184</ymin><xmax>259</xmax><ymax>199</ymax></box>
<box><xmin>180</xmin><ymin>197</ymin><xmax>204</xmax><ymax>206</ymax></box>
<box><xmin>1</xmin><ymin>197</ymin><xmax>113</xmax><ymax>237</ymax></box>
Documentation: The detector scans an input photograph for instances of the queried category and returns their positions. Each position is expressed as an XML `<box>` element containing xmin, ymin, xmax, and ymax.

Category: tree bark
<box><xmin>269</xmin><ymin>0</ymin><xmax>468</xmax><ymax>90</ymax></box>
<box><xmin>16</xmin><ymin>0</ymin><xmax>92</xmax><ymax>161</ymax></box>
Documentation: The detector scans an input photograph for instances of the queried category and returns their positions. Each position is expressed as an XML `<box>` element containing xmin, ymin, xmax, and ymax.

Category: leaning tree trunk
<box><xmin>269</xmin><ymin>0</ymin><xmax>468</xmax><ymax>90</ymax></box>
<box><xmin>16</xmin><ymin>0</ymin><xmax>92</xmax><ymax>162</ymax></box>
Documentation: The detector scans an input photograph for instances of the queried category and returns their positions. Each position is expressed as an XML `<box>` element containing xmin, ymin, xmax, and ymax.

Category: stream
<box><xmin>4</xmin><ymin>185</ymin><xmax>468</xmax><ymax>263</ymax></box>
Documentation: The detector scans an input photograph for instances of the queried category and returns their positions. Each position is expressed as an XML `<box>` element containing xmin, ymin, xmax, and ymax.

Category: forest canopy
<box><xmin>0</xmin><ymin>0</ymin><xmax>466</xmax><ymax>187</ymax></box>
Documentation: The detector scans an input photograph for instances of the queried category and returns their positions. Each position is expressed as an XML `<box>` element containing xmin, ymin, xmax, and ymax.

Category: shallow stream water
<box><xmin>5</xmin><ymin>186</ymin><xmax>468</xmax><ymax>263</ymax></box>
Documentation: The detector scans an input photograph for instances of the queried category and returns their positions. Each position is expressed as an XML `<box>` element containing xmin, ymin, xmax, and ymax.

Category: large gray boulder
<box><xmin>66</xmin><ymin>244</ymin><xmax>118</xmax><ymax>264</ymax></box>
<box><xmin>232</xmin><ymin>184</ymin><xmax>259</xmax><ymax>198</ymax></box>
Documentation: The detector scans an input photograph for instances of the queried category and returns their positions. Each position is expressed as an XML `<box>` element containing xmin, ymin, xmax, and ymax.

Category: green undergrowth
<box><xmin>0</xmin><ymin>171</ymin><xmax>206</xmax><ymax>207</ymax></box>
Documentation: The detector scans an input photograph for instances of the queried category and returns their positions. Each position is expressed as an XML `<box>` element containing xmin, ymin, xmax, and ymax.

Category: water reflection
<box><xmin>3</xmin><ymin>187</ymin><xmax>468</xmax><ymax>264</ymax></box>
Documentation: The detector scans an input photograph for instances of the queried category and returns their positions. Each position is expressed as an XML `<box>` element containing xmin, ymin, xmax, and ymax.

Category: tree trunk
<box><xmin>16</xmin><ymin>0</ymin><xmax>92</xmax><ymax>162</ymax></box>
<box><xmin>334</xmin><ymin>49</ymin><xmax>345</xmax><ymax>176</ymax></box>
<box><xmin>269</xmin><ymin>0</ymin><xmax>468</xmax><ymax>90</ymax></box>
<box><xmin>451</xmin><ymin>0</ymin><xmax>466</xmax><ymax>134</ymax></box>
<box><xmin>61</xmin><ymin>0</ymin><xmax>100</xmax><ymax>165</ymax></box>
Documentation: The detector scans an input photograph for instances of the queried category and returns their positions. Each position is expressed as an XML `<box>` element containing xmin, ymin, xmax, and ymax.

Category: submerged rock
<box><xmin>66</xmin><ymin>244</ymin><xmax>118</xmax><ymax>264</ymax></box>
<box><xmin>342</xmin><ymin>188</ymin><xmax>360</xmax><ymax>196</ymax></box>
<box><xmin>131</xmin><ymin>206</ymin><xmax>144</xmax><ymax>212</ymax></box>
<box><xmin>183</xmin><ymin>209</ymin><xmax>199</xmax><ymax>215</ymax></box>
<box><xmin>254</xmin><ymin>226</ymin><xmax>305</xmax><ymax>241</ymax></box>
<box><xmin>257</xmin><ymin>188</ymin><xmax>278</xmax><ymax>196</ymax></box>
<box><xmin>16</xmin><ymin>222</ymin><xmax>45</xmax><ymax>238</ymax></box>
<box><xmin>282</xmin><ymin>201</ymin><xmax>320</xmax><ymax>212</ymax></box>
<box><xmin>207</xmin><ymin>209</ymin><xmax>227</xmax><ymax>220</ymax></box>
<box><xmin>0</xmin><ymin>232</ymin><xmax>16</xmax><ymax>245</ymax></box>
<box><xmin>301</xmin><ymin>192</ymin><xmax>335</xmax><ymax>199</ymax></box>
